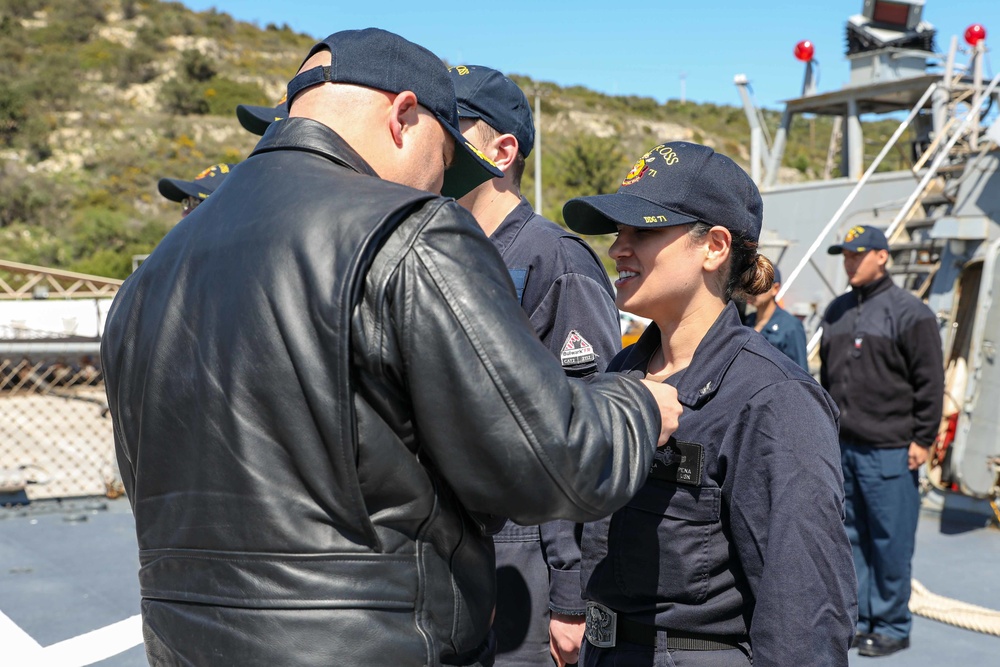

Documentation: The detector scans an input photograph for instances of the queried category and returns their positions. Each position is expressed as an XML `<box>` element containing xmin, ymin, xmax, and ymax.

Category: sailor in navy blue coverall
<box><xmin>745</xmin><ymin>267</ymin><xmax>809</xmax><ymax>370</ymax></box>
<box><xmin>565</xmin><ymin>141</ymin><xmax>857</xmax><ymax>667</ymax></box>
<box><xmin>452</xmin><ymin>65</ymin><xmax>621</xmax><ymax>666</ymax></box>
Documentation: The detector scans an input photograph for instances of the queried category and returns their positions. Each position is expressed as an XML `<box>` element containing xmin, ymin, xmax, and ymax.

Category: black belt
<box><xmin>618</xmin><ymin>616</ymin><xmax>745</xmax><ymax>651</ymax></box>
<box><xmin>586</xmin><ymin>602</ymin><xmax>747</xmax><ymax>651</ymax></box>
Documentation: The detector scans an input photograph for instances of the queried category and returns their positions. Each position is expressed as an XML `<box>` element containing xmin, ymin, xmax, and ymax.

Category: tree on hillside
<box><xmin>559</xmin><ymin>134</ymin><xmax>629</xmax><ymax>198</ymax></box>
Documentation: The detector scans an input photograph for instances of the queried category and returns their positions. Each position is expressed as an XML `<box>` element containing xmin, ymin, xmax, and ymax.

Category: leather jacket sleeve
<box><xmin>366</xmin><ymin>198</ymin><xmax>660</xmax><ymax>525</ymax></box>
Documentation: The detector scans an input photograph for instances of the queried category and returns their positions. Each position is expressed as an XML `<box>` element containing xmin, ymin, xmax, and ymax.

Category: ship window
<box><xmin>872</xmin><ymin>1</ymin><xmax>910</xmax><ymax>28</ymax></box>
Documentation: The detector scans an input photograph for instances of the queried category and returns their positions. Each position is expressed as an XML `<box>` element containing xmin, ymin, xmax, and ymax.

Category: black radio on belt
<box><xmin>649</xmin><ymin>437</ymin><xmax>704</xmax><ymax>486</ymax></box>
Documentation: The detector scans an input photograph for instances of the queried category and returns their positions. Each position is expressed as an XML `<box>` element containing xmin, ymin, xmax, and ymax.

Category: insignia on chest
<box><xmin>649</xmin><ymin>438</ymin><xmax>704</xmax><ymax>486</ymax></box>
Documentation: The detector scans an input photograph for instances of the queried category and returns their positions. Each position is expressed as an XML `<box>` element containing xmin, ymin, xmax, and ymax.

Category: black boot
<box><xmin>858</xmin><ymin>634</ymin><xmax>910</xmax><ymax>657</ymax></box>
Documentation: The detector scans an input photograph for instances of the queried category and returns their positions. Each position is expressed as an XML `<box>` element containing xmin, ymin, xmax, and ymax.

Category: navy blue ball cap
<box><xmin>450</xmin><ymin>65</ymin><xmax>535</xmax><ymax>158</ymax></box>
<box><xmin>283</xmin><ymin>28</ymin><xmax>502</xmax><ymax>199</ymax></box>
<box><xmin>827</xmin><ymin>225</ymin><xmax>889</xmax><ymax>254</ymax></box>
<box><xmin>158</xmin><ymin>163</ymin><xmax>235</xmax><ymax>202</ymax></box>
<box><xmin>563</xmin><ymin>142</ymin><xmax>763</xmax><ymax>241</ymax></box>
<box><xmin>236</xmin><ymin>92</ymin><xmax>288</xmax><ymax>136</ymax></box>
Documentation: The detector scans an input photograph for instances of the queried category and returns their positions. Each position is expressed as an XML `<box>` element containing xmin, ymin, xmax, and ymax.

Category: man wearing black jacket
<box><xmin>820</xmin><ymin>225</ymin><xmax>944</xmax><ymax>658</ymax></box>
<box><xmin>103</xmin><ymin>29</ymin><xmax>682</xmax><ymax>666</ymax></box>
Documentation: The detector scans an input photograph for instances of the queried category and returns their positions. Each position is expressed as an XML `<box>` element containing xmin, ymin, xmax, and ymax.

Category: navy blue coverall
<box><xmin>580</xmin><ymin>303</ymin><xmax>857</xmax><ymax>667</ymax></box>
<box><xmin>489</xmin><ymin>197</ymin><xmax>621</xmax><ymax>666</ymax></box>
<box><xmin>745</xmin><ymin>305</ymin><xmax>808</xmax><ymax>370</ymax></box>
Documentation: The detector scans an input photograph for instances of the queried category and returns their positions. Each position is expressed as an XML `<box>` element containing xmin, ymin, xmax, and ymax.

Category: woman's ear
<box><xmin>703</xmin><ymin>226</ymin><xmax>732</xmax><ymax>272</ymax></box>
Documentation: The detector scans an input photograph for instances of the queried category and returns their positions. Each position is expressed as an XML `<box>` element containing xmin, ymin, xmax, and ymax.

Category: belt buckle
<box><xmin>585</xmin><ymin>601</ymin><xmax>617</xmax><ymax>649</ymax></box>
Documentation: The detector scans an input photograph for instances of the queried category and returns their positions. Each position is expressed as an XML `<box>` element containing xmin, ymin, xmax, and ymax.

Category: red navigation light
<box><xmin>794</xmin><ymin>40</ymin><xmax>815</xmax><ymax>62</ymax></box>
<box><xmin>964</xmin><ymin>24</ymin><xmax>987</xmax><ymax>46</ymax></box>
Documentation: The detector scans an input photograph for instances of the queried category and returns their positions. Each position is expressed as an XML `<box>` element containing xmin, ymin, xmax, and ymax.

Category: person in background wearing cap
<box><xmin>564</xmin><ymin>141</ymin><xmax>857</xmax><ymax>667</ymax></box>
<box><xmin>156</xmin><ymin>163</ymin><xmax>234</xmax><ymax>217</ymax></box>
<box><xmin>236</xmin><ymin>92</ymin><xmax>288</xmax><ymax>135</ymax></box>
<box><xmin>451</xmin><ymin>65</ymin><xmax>621</xmax><ymax>667</ymax></box>
<box><xmin>744</xmin><ymin>266</ymin><xmax>808</xmax><ymax>370</ymax></box>
<box><xmin>102</xmin><ymin>28</ymin><xmax>683</xmax><ymax>666</ymax></box>
<box><xmin>820</xmin><ymin>225</ymin><xmax>943</xmax><ymax>658</ymax></box>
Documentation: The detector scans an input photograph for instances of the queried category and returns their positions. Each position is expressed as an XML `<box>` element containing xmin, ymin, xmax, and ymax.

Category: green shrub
<box><xmin>122</xmin><ymin>0</ymin><xmax>139</xmax><ymax>20</ymax></box>
<box><xmin>118</xmin><ymin>44</ymin><xmax>158</xmax><ymax>86</ymax></box>
<box><xmin>558</xmin><ymin>134</ymin><xmax>629</xmax><ymax>198</ymax></box>
<box><xmin>161</xmin><ymin>77</ymin><xmax>210</xmax><ymax>115</ymax></box>
<box><xmin>181</xmin><ymin>49</ymin><xmax>216</xmax><ymax>82</ymax></box>
<box><xmin>0</xmin><ymin>80</ymin><xmax>26</xmax><ymax>145</ymax></box>
<box><xmin>203</xmin><ymin>76</ymin><xmax>266</xmax><ymax>116</ymax></box>
<box><xmin>79</xmin><ymin>38</ymin><xmax>125</xmax><ymax>73</ymax></box>
<box><xmin>0</xmin><ymin>223</ymin><xmax>68</xmax><ymax>266</ymax></box>
<box><xmin>0</xmin><ymin>0</ymin><xmax>45</xmax><ymax>18</ymax></box>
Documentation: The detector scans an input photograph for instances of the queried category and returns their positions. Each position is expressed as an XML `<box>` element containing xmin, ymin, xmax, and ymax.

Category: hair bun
<box><xmin>739</xmin><ymin>253</ymin><xmax>775</xmax><ymax>297</ymax></box>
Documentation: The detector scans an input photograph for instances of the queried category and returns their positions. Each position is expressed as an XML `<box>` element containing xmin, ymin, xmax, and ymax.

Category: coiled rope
<box><xmin>910</xmin><ymin>579</ymin><xmax>1000</xmax><ymax>636</ymax></box>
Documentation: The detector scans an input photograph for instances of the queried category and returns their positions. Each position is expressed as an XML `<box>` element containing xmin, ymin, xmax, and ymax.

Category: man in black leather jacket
<box><xmin>102</xmin><ymin>29</ymin><xmax>678</xmax><ymax>667</ymax></box>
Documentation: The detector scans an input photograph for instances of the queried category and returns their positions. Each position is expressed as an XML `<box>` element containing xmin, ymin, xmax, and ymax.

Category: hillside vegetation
<box><xmin>0</xmin><ymin>0</ymin><xmax>908</xmax><ymax>278</ymax></box>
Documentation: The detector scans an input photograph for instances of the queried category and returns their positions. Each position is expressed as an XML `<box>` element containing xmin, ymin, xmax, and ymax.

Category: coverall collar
<box><xmin>489</xmin><ymin>196</ymin><xmax>536</xmax><ymax>256</ymax></box>
<box><xmin>618</xmin><ymin>302</ymin><xmax>751</xmax><ymax>408</ymax></box>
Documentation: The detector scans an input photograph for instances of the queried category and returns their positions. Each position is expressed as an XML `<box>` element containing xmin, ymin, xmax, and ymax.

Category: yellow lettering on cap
<box><xmin>845</xmin><ymin>225</ymin><xmax>865</xmax><ymax>242</ymax></box>
<box><xmin>453</xmin><ymin>66</ymin><xmax>470</xmax><ymax>75</ymax></box>
<box><xmin>657</xmin><ymin>146</ymin><xmax>679</xmax><ymax>165</ymax></box>
<box><xmin>465</xmin><ymin>141</ymin><xmax>497</xmax><ymax>167</ymax></box>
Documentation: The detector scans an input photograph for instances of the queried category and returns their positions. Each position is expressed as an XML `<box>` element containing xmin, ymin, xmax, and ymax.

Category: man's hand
<box><xmin>549</xmin><ymin>613</ymin><xmax>585</xmax><ymax>667</ymax></box>
<box><xmin>908</xmin><ymin>442</ymin><xmax>928</xmax><ymax>470</ymax></box>
<box><xmin>640</xmin><ymin>380</ymin><xmax>682</xmax><ymax>446</ymax></box>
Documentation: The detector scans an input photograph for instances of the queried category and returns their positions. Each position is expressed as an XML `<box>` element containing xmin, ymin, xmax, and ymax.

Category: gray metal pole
<box><xmin>764</xmin><ymin>109</ymin><xmax>792</xmax><ymax>189</ymax></box>
<box><xmin>534</xmin><ymin>90</ymin><xmax>542</xmax><ymax>214</ymax></box>
<box><xmin>734</xmin><ymin>75</ymin><xmax>771</xmax><ymax>184</ymax></box>
<box><xmin>971</xmin><ymin>41</ymin><xmax>984</xmax><ymax>151</ymax></box>
<box><xmin>846</xmin><ymin>98</ymin><xmax>863</xmax><ymax>180</ymax></box>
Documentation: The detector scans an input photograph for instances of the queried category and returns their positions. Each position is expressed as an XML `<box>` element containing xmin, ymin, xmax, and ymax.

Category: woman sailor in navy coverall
<box><xmin>564</xmin><ymin>142</ymin><xmax>857</xmax><ymax>667</ymax></box>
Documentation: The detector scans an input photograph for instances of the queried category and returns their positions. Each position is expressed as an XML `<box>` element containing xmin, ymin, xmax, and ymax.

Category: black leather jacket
<box><xmin>102</xmin><ymin>118</ymin><xmax>660</xmax><ymax>666</ymax></box>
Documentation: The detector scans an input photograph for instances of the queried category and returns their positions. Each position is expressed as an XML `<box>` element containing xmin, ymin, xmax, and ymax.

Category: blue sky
<box><xmin>180</xmin><ymin>1</ymin><xmax>997</xmax><ymax>109</ymax></box>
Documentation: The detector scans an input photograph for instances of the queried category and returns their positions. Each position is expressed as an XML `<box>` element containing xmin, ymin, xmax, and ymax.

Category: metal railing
<box><xmin>785</xmin><ymin>70</ymin><xmax>1000</xmax><ymax>358</ymax></box>
<box><xmin>776</xmin><ymin>81</ymin><xmax>939</xmax><ymax>302</ymax></box>
<box><xmin>0</xmin><ymin>356</ymin><xmax>120</xmax><ymax>501</ymax></box>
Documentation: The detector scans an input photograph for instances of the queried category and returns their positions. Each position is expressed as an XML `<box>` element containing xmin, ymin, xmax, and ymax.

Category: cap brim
<box><xmin>827</xmin><ymin>243</ymin><xmax>888</xmax><ymax>255</ymax></box>
<box><xmin>236</xmin><ymin>104</ymin><xmax>287</xmax><ymax>136</ymax></box>
<box><xmin>157</xmin><ymin>178</ymin><xmax>212</xmax><ymax>203</ymax></box>
<box><xmin>563</xmin><ymin>192</ymin><xmax>699</xmax><ymax>235</ymax></box>
<box><xmin>439</xmin><ymin>117</ymin><xmax>503</xmax><ymax>199</ymax></box>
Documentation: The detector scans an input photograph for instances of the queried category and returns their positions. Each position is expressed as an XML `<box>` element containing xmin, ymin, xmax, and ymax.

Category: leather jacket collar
<box><xmin>250</xmin><ymin>117</ymin><xmax>380</xmax><ymax>178</ymax></box>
